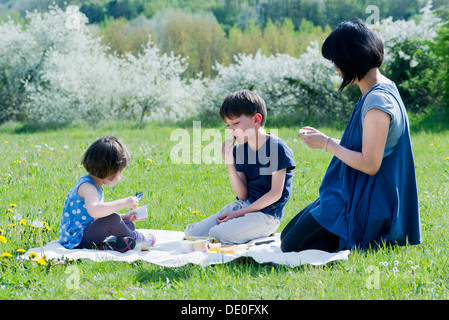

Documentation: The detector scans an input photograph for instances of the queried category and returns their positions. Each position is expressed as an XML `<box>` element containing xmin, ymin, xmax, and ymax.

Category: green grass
<box><xmin>1</xmin><ymin>120</ymin><xmax>449</xmax><ymax>300</ymax></box>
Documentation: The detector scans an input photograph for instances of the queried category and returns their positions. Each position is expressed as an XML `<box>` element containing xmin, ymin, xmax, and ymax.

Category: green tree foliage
<box><xmin>430</xmin><ymin>10</ymin><xmax>449</xmax><ymax>105</ymax></box>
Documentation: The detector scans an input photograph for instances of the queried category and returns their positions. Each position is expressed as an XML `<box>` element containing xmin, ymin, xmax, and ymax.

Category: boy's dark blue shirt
<box><xmin>233</xmin><ymin>134</ymin><xmax>295</xmax><ymax>220</ymax></box>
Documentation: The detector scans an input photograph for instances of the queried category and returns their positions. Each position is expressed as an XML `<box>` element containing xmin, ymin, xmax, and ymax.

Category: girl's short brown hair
<box><xmin>81</xmin><ymin>136</ymin><xmax>130</xmax><ymax>179</ymax></box>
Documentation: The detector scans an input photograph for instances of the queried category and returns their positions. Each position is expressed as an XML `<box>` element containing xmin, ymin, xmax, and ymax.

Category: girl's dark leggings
<box><xmin>280</xmin><ymin>204</ymin><xmax>340</xmax><ymax>252</ymax></box>
<box><xmin>78</xmin><ymin>213</ymin><xmax>135</xmax><ymax>249</ymax></box>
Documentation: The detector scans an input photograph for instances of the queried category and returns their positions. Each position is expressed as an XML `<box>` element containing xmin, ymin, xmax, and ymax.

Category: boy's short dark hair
<box><xmin>219</xmin><ymin>90</ymin><xmax>267</xmax><ymax>127</ymax></box>
<box><xmin>321</xmin><ymin>18</ymin><xmax>384</xmax><ymax>91</ymax></box>
<box><xmin>81</xmin><ymin>136</ymin><xmax>130</xmax><ymax>179</ymax></box>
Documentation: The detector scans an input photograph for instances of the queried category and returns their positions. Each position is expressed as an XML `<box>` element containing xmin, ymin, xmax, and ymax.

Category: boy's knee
<box><xmin>184</xmin><ymin>224</ymin><xmax>194</xmax><ymax>236</ymax></box>
<box><xmin>209</xmin><ymin>225</ymin><xmax>238</xmax><ymax>244</ymax></box>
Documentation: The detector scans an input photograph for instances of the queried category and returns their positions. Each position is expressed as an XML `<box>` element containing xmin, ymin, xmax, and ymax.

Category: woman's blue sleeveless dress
<box><xmin>302</xmin><ymin>82</ymin><xmax>421</xmax><ymax>250</ymax></box>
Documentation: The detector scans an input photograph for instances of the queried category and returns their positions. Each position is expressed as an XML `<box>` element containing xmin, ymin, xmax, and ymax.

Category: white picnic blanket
<box><xmin>23</xmin><ymin>229</ymin><xmax>350</xmax><ymax>268</ymax></box>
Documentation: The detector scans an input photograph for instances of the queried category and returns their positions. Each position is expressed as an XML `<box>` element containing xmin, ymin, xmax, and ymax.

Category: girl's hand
<box><xmin>123</xmin><ymin>210</ymin><xmax>137</xmax><ymax>222</ymax></box>
<box><xmin>298</xmin><ymin>126</ymin><xmax>330</xmax><ymax>150</ymax></box>
<box><xmin>222</xmin><ymin>137</ymin><xmax>235</xmax><ymax>164</ymax></box>
<box><xmin>124</xmin><ymin>196</ymin><xmax>139</xmax><ymax>210</ymax></box>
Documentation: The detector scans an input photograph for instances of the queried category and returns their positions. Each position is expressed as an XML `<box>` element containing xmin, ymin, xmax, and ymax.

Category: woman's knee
<box><xmin>280</xmin><ymin>235</ymin><xmax>302</xmax><ymax>252</ymax></box>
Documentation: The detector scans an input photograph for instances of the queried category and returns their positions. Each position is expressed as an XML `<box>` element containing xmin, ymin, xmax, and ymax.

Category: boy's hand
<box><xmin>222</xmin><ymin>138</ymin><xmax>235</xmax><ymax>165</ymax></box>
<box><xmin>217</xmin><ymin>210</ymin><xmax>243</xmax><ymax>224</ymax></box>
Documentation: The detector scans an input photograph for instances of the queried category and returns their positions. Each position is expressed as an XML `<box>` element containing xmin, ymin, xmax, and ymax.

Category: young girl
<box><xmin>58</xmin><ymin>136</ymin><xmax>155</xmax><ymax>253</ymax></box>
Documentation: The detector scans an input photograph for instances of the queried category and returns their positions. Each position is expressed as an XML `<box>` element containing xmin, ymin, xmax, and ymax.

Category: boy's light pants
<box><xmin>184</xmin><ymin>199</ymin><xmax>280</xmax><ymax>244</ymax></box>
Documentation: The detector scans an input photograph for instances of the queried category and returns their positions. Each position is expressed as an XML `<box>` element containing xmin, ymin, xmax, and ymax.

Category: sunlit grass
<box><xmin>1</xmin><ymin>121</ymin><xmax>448</xmax><ymax>300</ymax></box>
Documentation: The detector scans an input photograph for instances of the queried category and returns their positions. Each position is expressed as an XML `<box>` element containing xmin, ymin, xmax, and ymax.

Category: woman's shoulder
<box><xmin>362</xmin><ymin>82</ymin><xmax>400</xmax><ymax>116</ymax></box>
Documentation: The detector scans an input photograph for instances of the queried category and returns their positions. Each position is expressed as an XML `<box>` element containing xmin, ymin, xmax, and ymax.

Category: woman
<box><xmin>281</xmin><ymin>18</ymin><xmax>421</xmax><ymax>252</ymax></box>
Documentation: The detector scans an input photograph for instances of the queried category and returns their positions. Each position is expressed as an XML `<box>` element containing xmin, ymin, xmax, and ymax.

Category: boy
<box><xmin>184</xmin><ymin>90</ymin><xmax>295</xmax><ymax>244</ymax></box>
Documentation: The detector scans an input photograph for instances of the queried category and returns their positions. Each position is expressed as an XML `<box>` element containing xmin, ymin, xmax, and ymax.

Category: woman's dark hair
<box><xmin>219</xmin><ymin>90</ymin><xmax>267</xmax><ymax>127</ymax></box>
<box><xmin>81</xmin><ymin>135</ymin><xmax>130</xmax><ymax>179</ymax></box>
<box><xmin>322</xmin><ymin>18</ymin><xmax>384</xmax><ymax>91</ymax></box>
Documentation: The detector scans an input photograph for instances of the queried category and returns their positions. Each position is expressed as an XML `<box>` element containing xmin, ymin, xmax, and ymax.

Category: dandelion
<box><xmin>7</xmin><ymin>208</ymin><xmax>12</xmax><ymax>213</ymax></box>
<box><xmin>146</xmin><ymin>158</ymin><xmax>152</xmax><ymax>162</ymax></box>
<box><xmin>32</xmin><ymin>219</ymin><xmax>44</xmax><ymax>228</ymax></box>
<box><xmin>14</xmin><ymin>213</ymin><xmax>22</xmax><ymax>221</ymax></box>
<box><xmin>191</xmin><ymin>210</ymin><xmax>200</xmax><ymax>214</ymax></box>
<box><xmin>43</xmin><ymin>221</ymin><xmax>51</xmax><ymax>231</ymax></box>
<box><xmin>9</xmin><ymin>203</ymin><xmax>17</xmax><ymax>207</ymax></box>
<box><xmin>16</xmin><ymin>248</ymin><xmax>26</xmax><ymax>254</ymax></box>
<box><xmin>393</xmin><ymin>266</ymin><xmax>399</xmax><ymax>274</ymax></box>
<box><xmin>379</xmin><ymin>261</ymin><xmax>389</xmax><ymax>267</ymax></box>
<box><xmin>1</xmin><ymin>252</ymin><xmax>12</xmax><ymax>258</ymax></box>
<box><xmin>37</xmin><ymin>258</ymin><xmax>46</xmax><ymax>266</ymax></box>
<box><xmin>445</xmin><ymin>157</ymin><xmax>449</xmax><ymax>161</ymax></box>
<box><xmin>19</xmin><ymin>219</ymin><xmax>27</xmax><ymax>225</ymax></box>
<box><xmin>32</xmin><ymin>219</ymin><xmax>45</xmax><ymax>258</ymax></box>
<box><xmin>29</xmin><ymin>252</ymin><xmax>38</xmax><ymax>259</ymax></box>
<box><xmin>0</xmin><ymin>235</ymin><xmax>6</xmax><ymax>243</ymax></box>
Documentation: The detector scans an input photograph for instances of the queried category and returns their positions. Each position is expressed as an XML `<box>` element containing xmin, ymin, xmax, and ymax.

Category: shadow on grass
<box><xmin>2</xmin><ymin>106</ymin><xmax>447</xmax><ymax>134</ymax></box>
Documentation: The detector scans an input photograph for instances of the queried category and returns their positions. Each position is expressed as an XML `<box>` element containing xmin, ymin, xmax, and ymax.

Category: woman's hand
<box><xmin>298</xmin><ymin>127</ymin><xmax>330</xmax><ymax>150</ymax></box>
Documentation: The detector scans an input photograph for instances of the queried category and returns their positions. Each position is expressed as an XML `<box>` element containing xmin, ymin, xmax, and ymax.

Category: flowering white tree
<box><xmin>378</xmin><ymin>1</ymin><xmax>442</xmax><ymax>67</ymax></box>
<box><xmin>2</xmin><ymin>5</ymin><xmax>206</xmax><ymax>125</ymax></box>
<box><xmin>206</xmin><ymin>42</ymin><xmax>347</xmax><ymax>124</ymax></box>
<box><xmin>0</xmin><ymin>1</ymin><xmax>444</xmax><ymax>125</ymax></box>
<box><xmin>117</xmin><ymin>39</ymin><xmax>206</xmax><ymax>123</ymax></box>
<box><xmin>14</xmin><ymin>6</ymin><xmax>122</xmax><ymax>124</ymax></box>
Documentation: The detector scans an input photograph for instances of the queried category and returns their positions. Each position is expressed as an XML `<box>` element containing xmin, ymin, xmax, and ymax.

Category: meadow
<box><xmin>0</xmin><ymin>119</ymin><xmax>449</xmax><ymax>301</ymax></box>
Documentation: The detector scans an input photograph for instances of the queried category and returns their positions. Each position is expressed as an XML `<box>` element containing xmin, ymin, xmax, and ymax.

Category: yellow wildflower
<box><xmin>37</xmin><ymin>258</ymin><xmax>46</xmax><ymax>266</ymax></box>
<box><xmin>16</xmin><ymin>248</ymin><xmax>26</xmax><ymax>253</ymax></box>
<box><xmin>0</xmin><ymin>235</ymin><xmax>6</xmax><ymax>243</ymax></box>
<box><xmin>445</xmin><ymin>157</ymin><xmax>449</xmax><ymax>161</ymax></box>
<box><xmin>7</xmin><ymin>208</ymin><xmax>12</xmax><ymax>213</ymax></box>
<box><xmin>1</xmin><ymin>252</ymin><xmax>12</xmax><ymax>258</ymax></box>
<box><xmin>19</xmin><ymin>219</ymin><xmax>26</xmax><ymax>225</ymax></box>
<box><xmin>191</xmin><ymin>210</ymin><xmax>200</xmax><ymax>214</ymax></box>
<box><xmin>9</xmin><ymin>203</ymin><xmax>17</xmax><ymax>207</ymax></box>
<box><xmin>146</xmin><ymin>158</ymin><xmax>152</xmax><ymax>162</ymax></box>
<box><xmin>29</xmin><ymin>252</ymin><xmax>38</xmax><ymax>259</ymax></box>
